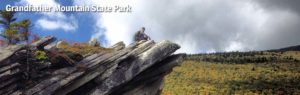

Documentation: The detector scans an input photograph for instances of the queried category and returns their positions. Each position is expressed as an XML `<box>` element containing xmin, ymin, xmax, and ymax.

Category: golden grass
<box><xmin>282</xmin><ymin>51</ymin><xmax>300</xmax><ymax>60</ymax></box>
<box><xmin>163</xmin><ymin>60</ymin><xmax>300</xmax><ymax>95</ymax></box>
<box><xmin>58</xmin><ymin>43</ymin><xmax>113</xmax><ymax>55</ymax></box>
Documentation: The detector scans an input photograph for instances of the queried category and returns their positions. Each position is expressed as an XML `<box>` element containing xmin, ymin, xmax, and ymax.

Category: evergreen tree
<box><xmin>0</xmin><ymin>10</ymin><xmax>17</xmax><ymax>45</ymax></box>
<box><xmin>0</xmin><ymin>10</ymin><xmax>32</xmax><ymax>45</ymax></box>
<box><xmin>17</xmin><ymin>19</ymin><xmax>32</xmax><ymax>43</ymax></box>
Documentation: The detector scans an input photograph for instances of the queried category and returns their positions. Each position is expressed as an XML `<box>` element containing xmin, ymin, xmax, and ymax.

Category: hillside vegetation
<box><xmin>57</xmin><ymin>42</ymin><xmax>113</xmax><ymax>55</ymax></box>
<box><xmin>163</xmin><ymin>48</ymin><xmax>300</xmax><ymax>95</ymax></box>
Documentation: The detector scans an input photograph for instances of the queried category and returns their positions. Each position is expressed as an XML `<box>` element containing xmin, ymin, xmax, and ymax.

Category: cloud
<box><xmin>254</xmin><ymin>0</ymin><xmax>300</xmax><ymax>15</ymax></box>
<box><xmin>18</xmin><ymin>0</ymin><xmax>78</xmax><ymax>32</ymax></box>
<box><xmin>73</xmin><ymin>0</ymin><xmax>138</xmax><ymax>46</ymax></box>
<box><xmin>36</xmin><ymin>16</ymin><xmax>78</xmax><ymax>31</ymax></box>
<box><xmin>75</xmin><ymin>0</ymin><xmax>300</xmax><ymax>53</ymax></box>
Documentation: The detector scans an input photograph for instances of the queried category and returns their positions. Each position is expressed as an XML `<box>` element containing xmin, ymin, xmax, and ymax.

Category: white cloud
<box><xmin>225</xmin><ymin>41</ymin><xmax>245</xmax><ymax>52</ymax></box>
<box><xmin>73</xmin><ymin>0</ymin><xmax>138</xmax><ymax>46</ymax></box>
<box><xmin>75</xmin><ymin>0</ymin><xmax>300</xmax><ymax>53</ymax></box>
<box><xmin>36</xmin><ymin>16</ymin><xmax>77</xmax><ymax>31</ymax></box>
<box><xmin>19</xmin><ymin>0</ymin><xmax>78</xmax><ymax>32</ymax></box>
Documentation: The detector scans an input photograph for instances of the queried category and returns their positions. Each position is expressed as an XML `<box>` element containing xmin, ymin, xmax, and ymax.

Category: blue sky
<box><xmin>0</xmin><ymin>0</ymin><xmax>106</xmax><ymax>44</ymax></box>
<box><xmin>1</xmin><ymin>0</ymin><xmax>300</xmax><ymax>53</ymax></box>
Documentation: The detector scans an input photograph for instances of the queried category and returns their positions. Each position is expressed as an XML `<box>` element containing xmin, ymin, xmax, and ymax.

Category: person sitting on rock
<box><xmin>134</xmin><ymin>27</ymin><xmax>151</xmax><ymax>42</ymax></box>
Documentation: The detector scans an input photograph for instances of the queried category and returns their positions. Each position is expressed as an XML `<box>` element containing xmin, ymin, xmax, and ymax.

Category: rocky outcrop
<box><xmin>0</xmin><ymin>36</ymin><xmax>57</xmax><ymax>94</ymax></box>
<box><xmin>88</xmin><ymin>38</ymin><xmax>100</xmax><ymax>47</ymax></box>
<box><xmin>56</xmin><ymin>41</ymin><xmax>67</xmax><ymax>48</ymax></box>
<box><xmin>110</xmin><ymin>41</ymin><xmax>125</xmax><ymax>51</ymax></box>
<box><xmin>0</xmin><ymin>37</ymin><xmax>184</xmax><ymax>95</ymax></box>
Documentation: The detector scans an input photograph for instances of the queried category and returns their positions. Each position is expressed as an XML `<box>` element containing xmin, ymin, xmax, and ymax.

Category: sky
<box><xmin>1</xmin><ymin>0</ymin><xmax>300</xmax><ymax>54</ymax></box>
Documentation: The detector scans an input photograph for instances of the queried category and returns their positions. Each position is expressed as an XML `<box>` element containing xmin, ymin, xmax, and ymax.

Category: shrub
<box><xmin>34</xmin><ymin>50</ymin><xmax>48</xmax><ymax>64</ymax></box>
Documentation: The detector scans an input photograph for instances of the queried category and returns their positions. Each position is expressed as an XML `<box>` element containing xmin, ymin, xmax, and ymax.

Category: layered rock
<box><xmin>110</xmin><ymin>41</ymin><xmax>125</xmax><ymax>51</ymax></box>
<box><xmin>0</xmin><ymin>37</ymin><xmax>184</xmax><ymax>95</ymax></box>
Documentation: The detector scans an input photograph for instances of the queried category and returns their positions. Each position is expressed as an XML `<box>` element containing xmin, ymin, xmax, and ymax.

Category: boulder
<box><xmin>89</xmin><ymin>38</ymin><xmax>100</xmax><ymax>47</ymax></box>
<box><xmin>56</xmin><ymin>41</ymin><xmax>68</xmax><ymax>48</ymax></box>
<box><xmin>44</xmin><ymin>43</ymin><xmax>56</xmax><ymax>50</ymax></box>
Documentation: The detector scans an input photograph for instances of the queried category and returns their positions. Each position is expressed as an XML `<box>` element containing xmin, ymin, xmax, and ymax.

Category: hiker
<box><xmin>134</xmin><ymin>27</ymin><xmax>151</xmax><ymax>42</ymax></box>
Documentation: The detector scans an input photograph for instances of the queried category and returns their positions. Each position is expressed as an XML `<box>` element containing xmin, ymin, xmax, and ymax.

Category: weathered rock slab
<box><xmin>0</xmin><ymin>37</ymin><xmax>184</xmax><ymax>95</ymax></box>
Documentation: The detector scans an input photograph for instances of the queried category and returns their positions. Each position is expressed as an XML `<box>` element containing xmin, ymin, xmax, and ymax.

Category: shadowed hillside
<box><xmin>268</xmin><ymin>45</ymin><xmax>300</xmax><ymax>52</ymax></box>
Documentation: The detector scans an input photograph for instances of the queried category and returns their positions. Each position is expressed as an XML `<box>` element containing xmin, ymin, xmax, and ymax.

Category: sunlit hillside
<box><xmin>163</xmin><ymin>49</ymin><xmax>300</xmax><ymax>95</ymax></box>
